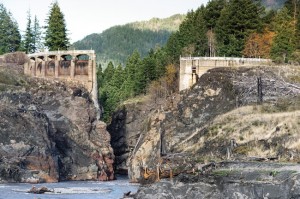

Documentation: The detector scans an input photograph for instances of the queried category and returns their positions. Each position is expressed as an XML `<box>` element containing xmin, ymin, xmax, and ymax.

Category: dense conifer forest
<box><xmin>98</xmin><ymin>0</ymin><xmax>300</xmax><ymax>122</ymax></box>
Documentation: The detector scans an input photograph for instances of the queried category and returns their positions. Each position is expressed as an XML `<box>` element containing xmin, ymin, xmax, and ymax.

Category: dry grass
<box><xmin>0</xmin><ymin>67</ymin><xmax>27</xmax><ymax>91</ymax></box>
<box><xmin>213</xmin><ymin>106</ymin><xmax>300</xmax><ymax>140</ymax></box>
<box><xmin>175</xmin><ymin>103</ymin><xmax>300</xmax><ymax>160</ymax></box>
<box><xmin>122</xmin><ymin>95</ymin><xmax>149</xmax><ymax>105</ymax></box>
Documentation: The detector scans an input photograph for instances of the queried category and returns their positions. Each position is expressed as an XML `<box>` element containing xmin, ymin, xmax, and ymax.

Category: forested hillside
<box><xmin>98</xmin><ymin>0</ymin><xmax>300</xmax><ymax>122</ymax></box>
<box><xmin>128</xmin><ymin>14</ymin><xmax>186</xmax><ymax>32</ymax></box>
<box><xmin>72</xmin><ymin>14</ymin><xmax>185</xmax><ymax>66</ymax></box>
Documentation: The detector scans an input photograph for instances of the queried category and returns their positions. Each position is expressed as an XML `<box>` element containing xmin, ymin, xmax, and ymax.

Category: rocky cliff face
<box><xmin>107</xmin><ymin>96</ymin><xmax>166</xmax><ymax>175</ymax></box>
<box><xmin>0</xmin><ymin>65</ymin><xmax>114</xmax><ymax>183</ymax></box>
<box><xmin>109</xmin><ymin>66</ymin><xmax>300</xmax><ymax>183</ymax></box>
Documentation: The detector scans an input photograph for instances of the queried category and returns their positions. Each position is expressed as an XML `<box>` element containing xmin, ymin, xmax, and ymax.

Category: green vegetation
<box><xmin>98</xmin><ymin>49</ymin><xmax>177</xmax><ymax>121</ymax></box>
<box><xmin>0</xmin><ymin>69</ymin><xmax>26</xmax><ymax>91</ymax></box>
<box><xmin>44</xmin><ymin>1</ymin><xmax>69</xmax><ymax>51</ymax></box>
<box><xmin>1</xmin><ymin>2</ymin><xmax>67</xmax><ymax>55</ymax></box>
<box><xmin>270</xmin><ymin>7</ymin><xmax>295</xmax><ymax>63</ymax></box>
<box><xmin>208</xmin><ymin>125</ymin><xmax>220</xmax><ymax>137</ymax></box>
<box><xmin>73</xmin><ymin>14</ymin><xmax>185</xmax><ymax>66</ymax></box>
<box><xmin>233</xmin><ymin>145</ymin><xmax>250</xmax><ymax>155</ymax></box>
<box><xmin>212</xmin><ymin>170</ymin><xmax>233</xmax><ymax>177</ymax></box>
<box><xmin>98</xmin><ymin>0</ymin><xmax>300</xmax><ymax>122</ymax></box>
<box><xmin>0</xmin><ymin>4</ymin><xmax>21</xmax><ymax>54</ymax></box>
<box><xmin>23</xmin><ymin>10</ymin><xmax>34</xmax><ymax>54</ymax></box>
<box><xmin>72</xmin><ymin>25</ymin><xmax>172</xmax><ymax>66</ymax></box>
<box><xmin>2</xmin><ymin>0</ymin><xmax>300</xmax><ymax>123</ymax></box>
<box><xmin>23</xmin><ymin>11</ymin><xmax>43</xmax><ymax>53</ymax></box>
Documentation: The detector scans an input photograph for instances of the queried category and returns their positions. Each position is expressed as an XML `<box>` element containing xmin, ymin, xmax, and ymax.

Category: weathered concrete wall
<box><xmin>24</xmin><ymin>50</ymin><xmax>100</xmax><ymax>119</ymax></box>
<box><xmin>179</xmin><ymin>57</ymin><xmax>272</xmax><ymax>91</ymax></box>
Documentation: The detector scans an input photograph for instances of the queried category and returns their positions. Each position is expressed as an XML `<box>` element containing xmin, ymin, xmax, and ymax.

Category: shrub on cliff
<box><xmin>3</xmin><ymin>52</ymin><xmax>28</xmax><ymax>65</ymax></box>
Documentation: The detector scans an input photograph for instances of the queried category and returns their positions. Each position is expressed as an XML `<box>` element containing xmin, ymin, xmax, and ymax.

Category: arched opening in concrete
<box><xmin>59</xmin><ymin>54</ymin><xmax>72</xmax><ymax>76</ymax></box>
<box><xmin>46</xmin><ymin>55</ymin><xmax>56</xmax><ymax>76</ymax></box>
<box><xmin>75</xmin><ymin>54</ymin><xmax>89</xmax><ymax>75</ymax></box>
<box><xmin>29</xmin><ymin>57</ymin><xmax>36</xmax><ymax>72</ymax></box>
<box><xmin>36</xmin><ymin>56</ymin><xmax>45</xmax><ymax>75</ymax></box>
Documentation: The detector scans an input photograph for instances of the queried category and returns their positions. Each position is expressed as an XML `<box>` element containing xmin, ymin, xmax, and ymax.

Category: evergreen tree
<box><xmin>44</xmin><ymin>1</ymin><xmax>69</xmax><ymax>51</ymax></box>
<box><xmin>102</xmin><ymin>61</ymin><xmax>115</xmax><ymax>86</ymax></box>
<box><xmin>284</xmin><ymin>0</ymin><xmax>300</xmax><ymax>20</ymax></box>
<box><xmin>204</xmin><ymin>0</ymin><xmax>227</xmax><ymax>29</ymax></box>
<box><xmin>99</xmin><ymin>62</ymin><xmax>116</xmax><ymax>121</ymax></box>
<box><xmin>296</xmin><ymin>9</ymin><xmax>300</xmax><ymax>49</ymax></box>
<box><xmin>32</xmin><ymin>15</ymin><xmax>43</xmax><ymax>52</ymax></box>
<box><xmin>271</xmin><ymin>7</ymin><xmax>295</xmax><ymax>62</ymax></box>
<box><xmin>24</xmin><ymin>10</ymin><xmax>34</xmax><ymax>53</ymax></box>
<box><xmin>204</xmin><ymin>0</ymin><xmax>227</xmax><ymax>56</ymax></box>
<box><xmin>192</xmin><ymin>8</ymin><xmax>208</xmax><ymax>56</ymax></box>
<box><xmin>8</xmin><ymin>16</ymin><xmax>21</xmax><ymax>53</ymax></box>
<box><xmin>154</xmin><ymin>47</ymin><xmax>167</xmax><ymax>78</ymax></box>
<box><xmin>165</xmin><ymin>7</ymin><xmax>208</xmax><ymax>61</ymax></box>
<box><xmin>216</xmin><ymin>0</ymin><xmax>263</xmax><ymax>56</ymax></box>
<box><xmin>110</xmin><ymin>64</ymin><xmax>125</xmax><ymax>89</ymax></box>
<box><xmin>285</xmin><ymin>0</ymin><xmax>300</xmax><ymax>49</ymax></box>
<box><xmin>139</xmin><ymin>49</ymin><xmax>157</xmax><ymax>93</ymax></box>
<box><xmin>97</xmin><ymin>63</ymin><xmax>104</xmax><ymax>88</ymax></box>
<box><xmin>165</xmin><ymin>32</ymin><xmax>181</xmax><ymax>63</ymax></box>
<box><xmin>123</xmin><ymin>50</ymin><xmax>142</xmax><ymax>96</ymax></box>
<box><xmin>0</xmin><ymin>4</ymin><xmax>21</xmax><ymax>54</ymax></box>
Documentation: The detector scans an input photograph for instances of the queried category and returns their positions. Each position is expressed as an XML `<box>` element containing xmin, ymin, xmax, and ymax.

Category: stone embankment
<box><xmin>0</xmin><ymin>64</ymin><xmax>114</xmax><ymax>183</ymax></box>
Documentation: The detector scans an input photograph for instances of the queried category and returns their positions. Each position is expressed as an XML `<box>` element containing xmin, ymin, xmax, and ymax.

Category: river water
<box><xmin>0</xmin><ymin>176</ymin><xmax>139</xmax><ymax>199</ymax></box>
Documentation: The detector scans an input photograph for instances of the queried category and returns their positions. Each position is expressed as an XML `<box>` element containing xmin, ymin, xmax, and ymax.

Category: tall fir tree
<box><xmin>204</xmin><ymin>0</ymin><xmax>227</xmax><ymax>30</ymax></box>
<box><xmin>123</xmin><ymin>50</ymin><xmax>142</xmax><ymax>97</ymax></box>
<box><xmin>271</xmin><ymin>7</ymin><xmax>295</xmax><ymax>62</ymax></box>
<box><xmin>0</xmin><ymin>4</ymin><xmax>21</xmax><ymax>54</ymax></box>
<box><xmin>44</xmin><ymin>1</ymin><xmax>69</xmax><ymax>51</ymax></box>
<box><xmin>216</xmin><ymin>0</ymin><xmax>263</xmax><ymax>56</ymax></box>
<box><xmin>24</xmin><ymin>10</ymin><xmax>34</xmax><ymax>53</ymax></box>
<box><xmin>32</xmin><ymin>15</ymin><xmax>43</xmax><ymax>52</ymax></box>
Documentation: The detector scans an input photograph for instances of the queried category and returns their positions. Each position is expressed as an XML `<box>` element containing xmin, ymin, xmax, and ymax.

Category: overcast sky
<box><xmin>1</xmin><ymin>0</ymin><xmax>208</xmax><ymax>43</ymax></box>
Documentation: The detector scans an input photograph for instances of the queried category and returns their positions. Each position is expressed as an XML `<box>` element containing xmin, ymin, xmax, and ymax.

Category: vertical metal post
<box><xmin>257</xmin><ymin>77</ymin><xmax>263</xmax><ymax>104</ymax></box>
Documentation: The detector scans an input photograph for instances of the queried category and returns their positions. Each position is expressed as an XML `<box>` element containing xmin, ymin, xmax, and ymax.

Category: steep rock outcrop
<box><xmin>107</xmin><ymin>97</ymin><xmax>161</xmax><ymax>174</ymax></box>
<box><xmin>0</xmin><ymin>66</ymin><xmax>114</xmax><ymax>183</ymax></box>
<box><xmin>109</xmin><ymin>66</ymin><xmax>300</xmax><ymax>182</ymax></box>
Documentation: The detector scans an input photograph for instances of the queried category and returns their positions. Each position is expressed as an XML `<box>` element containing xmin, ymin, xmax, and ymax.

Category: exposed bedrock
<box><xmin>108</xmin><ymin>66</ymin><xmax>300</xmax><ymax>183</ymax></box>
<box><xmin>0</xmin><ymin>72</ymin><xmax>114</xmax><ymax>183</ymax></box>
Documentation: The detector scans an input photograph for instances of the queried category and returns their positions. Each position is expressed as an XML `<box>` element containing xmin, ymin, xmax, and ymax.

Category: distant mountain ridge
<box><xmin>261</xmin><ymin>0</ymin><xmax>286</xmax><ymax>10</ymax></box>
<box><xmin>128</xmin><ymin>14</ymin><xmax>186</xmax><ymax>32</ymax></box>
<box><xmin>72</xmin><ymin>14</ymin><xmax>185</xmax><ymax>67</ymax></box>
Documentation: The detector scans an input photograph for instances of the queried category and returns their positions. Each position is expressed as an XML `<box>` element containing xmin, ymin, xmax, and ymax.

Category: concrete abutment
<box><xmin>24</xmin><ymin>50</ymin><xmax>100</xmax><ymax>119</ymax></box>
<box><xmin>179</xmin><ymin>57</ymin><xmax>272</xmax><ymax>91</ymax></box>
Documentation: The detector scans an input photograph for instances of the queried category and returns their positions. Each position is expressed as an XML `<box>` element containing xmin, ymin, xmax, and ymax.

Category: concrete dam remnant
<box><xmin>179</xmin><ymin>56</ymin><xmax>272</xmax><ymax>91</ymax></box>
<box><xmin>24</xmin><ymin>50</ymin><xmax>100</xmax><ymax>119</ymax></box>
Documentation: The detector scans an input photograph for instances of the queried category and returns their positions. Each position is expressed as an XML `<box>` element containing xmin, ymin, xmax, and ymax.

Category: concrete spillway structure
<box><xmin>179</xmin><ymin>57</ymin><xmax>272</xmax><ymax>91</ymax></box>
<box><xmin>24</xmin><ymin>50</ymin><xmax>100</xmax><ymax>119</ymax></box>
